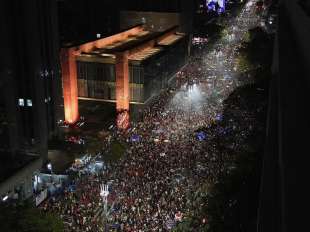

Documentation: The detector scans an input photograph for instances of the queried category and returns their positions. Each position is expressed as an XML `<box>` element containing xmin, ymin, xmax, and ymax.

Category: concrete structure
<box><xmin>0</xmin><ymin>157</ymin><xmax>42</xmax><ymax>201</ymax></box>
<box><xmin>61</xmin><ymin>24</ymin><xmax>188</xmax><ymax>129</ymax></box>
<box><xmin>0</xmin><ymin>0</ymin><xmax>63</xmax><ymax>202</ymax></box>
<box><xmin>0</xmin><ymin>0</ymin><xmax>63</xmax><ymax>161</ymax></box>
<box><xmin>258</xmin><ymin>0</ymin><xmax>310</xmax><ymax>231</ymax></box>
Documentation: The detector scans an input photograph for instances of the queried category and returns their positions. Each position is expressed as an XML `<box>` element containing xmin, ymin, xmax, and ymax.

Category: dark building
<box><xmin>0</xmin><ymin>0</ymin><xmax>63</xmax><ymax>162</ymax></box>
<box><xmin>120</xmin><ymin>0</ymin><xmax>183</xmax><ymax>12</ymax></box>
<box><xmin>57</xmin><ymin>0</ymin><xmax>120</xmax><ymax>45</ymax></box>
<box><xmin>57</xmin><ymin>0</ymin><xmax>195</xmax><ymax>45</ymax></box>
<box><xmin>258</xmin><ymin>0</ymin><xmax>309</xmax><ymax>231</ymax></box>
<box><xmin>120</xmin><ymin>0</ymin><xmax>195</xmax><ymax>34</ymax></box>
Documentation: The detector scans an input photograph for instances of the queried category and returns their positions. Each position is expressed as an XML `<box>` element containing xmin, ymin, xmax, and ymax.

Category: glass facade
<box><xmin>144</xmin><ymin>37</ymin><xmax>187</xmax><ymax>101</ymax></box>
<box><xmin>77</xmin><ymin>36</ymin><xmax>187</xmax><ymax>103</ymax></box>
<box><xmin>77</xmin><ymin>61</ymin><xmax>116</xmax><ymax>100</ymax></box>
<box><xmin>129</xmin><ymin>65</ymin><xmax>144</xmax><ymax>102</ymax></box>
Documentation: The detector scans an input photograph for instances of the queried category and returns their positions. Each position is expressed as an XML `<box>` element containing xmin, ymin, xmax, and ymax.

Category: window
<box><xmin>18</xmin><ymin>98</ymin><xmax>24</xmax><ymax>106</ymax></box>
<box><xmin>26</xmin><ymin>99</ymin><xmax>32</xmax><ymax>107</ymax></box>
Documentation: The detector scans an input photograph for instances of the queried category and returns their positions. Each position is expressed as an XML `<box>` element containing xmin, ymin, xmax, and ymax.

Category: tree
<box><xmin>239</xmin><ymin>27</ymin><xmax>274</xmax><ymax>69</ymax></box>
<box><xmin>0</xmin><ymin>203</ymin><xmax>64</xmax><ymax>232</ymax></box>
<box><xmin>86</xmin><ymin>139</ymin><xmax>102</xmax><ymax>155</ymax></box>
<box><xmin>236</xmin><ymin>53</ymin><xmax>255</xmax><ymax>73</ymax></box>
<box><xmin>236</xmin><ymin>27</ymin><xmax>274</xmax><ymax>78</ymax></box>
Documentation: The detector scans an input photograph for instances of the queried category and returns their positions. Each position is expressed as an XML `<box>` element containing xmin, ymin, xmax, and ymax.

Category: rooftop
<box><xmin>129</xmin><ymin>47</ymin><xmax>163</xmax><ymax>61</ymax></box>
<box><xmin>70</xmin><ymin>25</ymin><xmax>184</xmax><ymax>63</ymax></box>
<box><xmin>95</xmin><ymin>25</ymin><xmax>179</xmax><ymax>53</ymax></box>
<box><xmin>157</xmin><ymin>33</ymin><xmax>185</xmax><ymax>46</ymax></box>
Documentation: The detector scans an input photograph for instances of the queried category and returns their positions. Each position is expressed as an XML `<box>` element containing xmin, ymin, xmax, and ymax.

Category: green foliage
<box><xmin>19</xmin><ymin>208</ymin><xmax>63</xmax><ymax>232</ymax></box>
<box><xmin>220</xmin><ymin>28</ymin><xmax>229</xmax><ymax>39</ymax></box>
<box><xmin>0</xmin><ymin>203</ymin><xmax>64</xmax><ymax>232</ymax></box>
<box><xmin>202</xmin><ymin>157</ymin><xmax>253</xmax><ymax>231</ymax></box>
<box><xmin>244</xmin><ymin>31</ymin><xmax>251</xmax><ymax>43</ymax></box>
<box><xmin>173</xmin><ymin>219</ymin><xmax>192</xmax><ymax>232</ymax></box>
<box><xmin>111</xmin><ymin>141</ymin><xmax>125</xmax><ymax>159</ymax></box>
<box><xmin>196</xmin><ymin>23</ymin><xmax>225</xmax><ymax>42</ymax></box>
<box><xmin>237</xmin><ymin>27</ymin><xmax>274</xmax><ymax>76</ymax></box>
<box><xmin>236</xmin><ymin>53</ymin><xmax>255</xmax><ymax>73</ymax></box>
<box><xmin>241</xmin><ymin>27</ymin><xmax>274</xmax><ymax>69</ymax></box>
<box><xmin>102</xmin><ymin>140</ymin><xmax>126</xmax><ymax>163</ymax></box>
<box><xmin>86</xmin><ymin>139</ymin><xmax>102</xmax><ymax>155</ymax></box>
<box><xmin>173</xmin><ymin>216</ymin><xmax>208</xmax><ymax>232</ymax></box>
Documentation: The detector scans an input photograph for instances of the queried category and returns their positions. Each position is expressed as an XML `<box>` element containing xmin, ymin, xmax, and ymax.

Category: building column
<box><xmin>115</xmin><ymin>51</ymin><xmax>130</xmax><ymax>129</ymax></box>
<box><xmin>60</xmin><ymin>48</ymin><xmax>79</xmax><ymax>124</ymax></box>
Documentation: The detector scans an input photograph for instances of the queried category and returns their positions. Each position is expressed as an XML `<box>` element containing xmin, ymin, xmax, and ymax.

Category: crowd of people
<box><xmin>41</xmin><ymin>1</ymin><xmax>264</xmax><ymax>231</ymax></box>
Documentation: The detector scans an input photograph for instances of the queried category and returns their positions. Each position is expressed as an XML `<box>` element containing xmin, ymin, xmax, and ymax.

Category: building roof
<box><xmin>73</xmin><ymin>25</ymin><xmax>183</xmax><ymax>63</ymax></box>
<box><xmin>129</xmin><ymin>47</ymin><xmax>163</xmax><ymax>61</ymax></box>
<box><xmin>157</xmin><ymin>33</ymin><xmax>185</xmax><ymax>46</ymax></box>
<box><xmin>62</xmin><ymin>24</ymin><xmax>145</xmax><ymax>48</ymax></box>
<box><xmin>99</xmin><ymin>25</ymin><xmax>179</xmax><ymax>53</ymax></box>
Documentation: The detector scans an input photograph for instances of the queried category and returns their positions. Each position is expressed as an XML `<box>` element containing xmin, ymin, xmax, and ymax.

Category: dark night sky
<box><xmin>57</xmin><ymin>0</ymin><xmax>198</xmax><ymax>44</ymax></box>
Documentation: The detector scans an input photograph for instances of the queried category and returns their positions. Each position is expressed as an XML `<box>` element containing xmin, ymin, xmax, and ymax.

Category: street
<box><xmin>42</xmin><ymin>1</ymin><xmax>266</xmax><ymax>231</ymax></box>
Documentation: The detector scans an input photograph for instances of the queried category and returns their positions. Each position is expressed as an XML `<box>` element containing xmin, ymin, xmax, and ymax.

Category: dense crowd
<box><xmin>41</xmin><ymin>1</ymin><xmax>263</xmax><ymax>231</ymax></box>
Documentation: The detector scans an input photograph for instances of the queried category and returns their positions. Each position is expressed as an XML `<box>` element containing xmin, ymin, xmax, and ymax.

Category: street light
<box><xmin>100</xmin><ymin>184</ymin><xmax>109</xmax><ymax>215</ymax></box>
<box><xmin>47</xmin><ymin>163</ymin><xmax>52</xmax><ymax>172</ymax></box>
<box><xmin>100</xmin><ymin>184</ymin><xmax>110</xmax><ymax>230</ymax></box>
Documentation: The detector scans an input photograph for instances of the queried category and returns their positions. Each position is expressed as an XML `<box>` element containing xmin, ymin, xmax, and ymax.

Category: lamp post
<box><xmin>47</xmin><ymin>162</ymin><xmax>54</xmax><ymax>184</ymax></box>
<box><xmin>100</xmin><ymin>184</ymin><xmax>109</xmax><ymax>230</ymax></box>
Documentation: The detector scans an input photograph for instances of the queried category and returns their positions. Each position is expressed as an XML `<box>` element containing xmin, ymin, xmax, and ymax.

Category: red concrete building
<box><xmin>60</xmin><ymin>24</ymin><xmax>188</xmax><ymax>129</ymax></box>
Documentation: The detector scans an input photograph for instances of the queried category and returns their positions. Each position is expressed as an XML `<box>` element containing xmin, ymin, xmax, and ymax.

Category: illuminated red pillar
<box><xmin>60</xmin><ymin>48</ymin><xmax>79</xmax><ymax>124</ymax></box>
<box><xmin>115</xmin><ymin>51</ymin><xmax>130</xmax><ymax>129</ymax></box>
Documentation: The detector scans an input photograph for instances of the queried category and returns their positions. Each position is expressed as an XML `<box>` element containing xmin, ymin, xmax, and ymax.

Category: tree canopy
<box><xmin>0</xmin><ymin>203</ymin><xmax>64</xmax><ymax>232</ymax></box>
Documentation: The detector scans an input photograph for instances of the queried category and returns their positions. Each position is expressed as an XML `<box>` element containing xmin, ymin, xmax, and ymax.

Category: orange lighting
<box><xmin>115</xmin><ymin>51</ymin><xmax>130</xmax><ymax>111</ymax></box>
<box><xmin>79</xmin><ymin>26</ymin><xmax>144</xmax><ymax>53</ymax></box>
<box><xmin>61</xmin><ymin>48</ymin><xmax>79</xmax><ymax>124</ymax></box>
<box><xmin>116</xmin><ymin>110</ymin><xmax>130</xmax><ymax>130</ymax></box>
<box><xmin>115</xmin><ymin>51</ymin><xmax>130</xmax><ymax>129</ymax></box>
<box><xmin>128</xmin><ymin>40</ymin><xmax>156</xmax><ymax>56</ymax></box>
<box><xmin>60</xmin><ymin>25</ymin><xmax>145</xmax><ymax>126</ymax></box>
<box><xmin>128</xmin><ymin>28</ymin><xmax>177</xmax><ymax>57</ymax></box>
<box><xmin>59</xmin><ymin>25</ymin><xmax>180</xmax><ymax>128</ymax></box>
<box><xmin>156</xmin><ymin>27</ymin><xmax>178</xmax><ymax>44</ymax></box>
